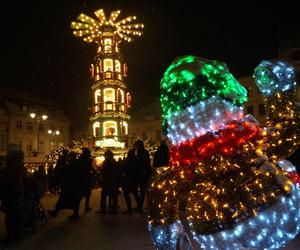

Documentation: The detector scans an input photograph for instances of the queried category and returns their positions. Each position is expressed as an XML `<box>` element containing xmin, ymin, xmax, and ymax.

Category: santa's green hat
<box><xmin>160</xmin><ymin>55</ymin><xmax>248</xmax><ymax>144</ymax></box>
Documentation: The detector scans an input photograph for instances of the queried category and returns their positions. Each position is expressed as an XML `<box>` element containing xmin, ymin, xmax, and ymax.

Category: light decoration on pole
<box><xmin>148</xmin><ymin>56</ymin><xmax>300</xmax><ymax>250</ymax></box>
<box><xmin>30</xmin><ymin>112</ymin><xmax>48</xmax><ymax>153</ymax></box>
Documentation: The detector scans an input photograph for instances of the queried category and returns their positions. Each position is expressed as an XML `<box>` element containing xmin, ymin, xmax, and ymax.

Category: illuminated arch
<box><xmin>123</xmin><ymin>121</ymin><xmax>128</xmax><ymax>135</ymax></box>
<box><xmin>115</xmin><ymin>60</ymin><xmax>121</xmax><ymax>72</ymax></box>
<box><xmin>95</xmin><ymin>89</ymin><xmax>101</xmax><ymax>103</ymax></box>
<box><xmin>93</xmin><ymin>122</ymin><xmax>101</xmax><ymax>137</ymax></box>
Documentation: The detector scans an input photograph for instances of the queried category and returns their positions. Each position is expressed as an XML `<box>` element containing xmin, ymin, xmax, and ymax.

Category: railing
<box><xmin>94</xmin><ymin>102</ymin><xmax>127</xmax><ymax>113</ymax></box>
<box><xmin>94</xmin><ymin>72</ymin><xmax>123</xmax><ymax>81</ymax></box>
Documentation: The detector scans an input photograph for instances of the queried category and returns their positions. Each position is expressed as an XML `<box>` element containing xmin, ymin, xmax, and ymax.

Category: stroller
<box><xmin>23</xmin><ymin>176</ymin><xmax>47</xmax><ymax>232</ymax></box>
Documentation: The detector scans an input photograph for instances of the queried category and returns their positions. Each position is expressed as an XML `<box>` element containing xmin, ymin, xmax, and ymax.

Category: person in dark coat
<box><xmin>77</xmin><ymin>148</ymin><xmax>94</xmax><ymax>211</ymax></box>
<box><xmin>96</xmin><ymin>149</ymin><xmax>119</xmax><ymax>214</ymax></box>
<box><xmin>47</xmin><ymin>164</ymin><xmax>59</xmax><ymax>194</ymax></box>
<box><xmin>121</xmin><ymin>149</ymin><xmax>140</xmax><ymax>214</ymax></box>
<box><xmin>47</xmin><ymin>152</ymin><xmax>81</xmax><ymax>219</ymax></box>
<box><xmin>153</xmin><ymin>140</ymin><xmax>170</xmax><ymax>168</ymax></box>
<box><xmin>134</xmin><ymin>140</ymin><xmax>151</xmax><ymax>213</ymax></box>
<box><xmin>33</xmin><ymin>165</ymin><xmax>48</xmax><ymax>196</ymax></box>
<box><xmin>1</xmin><ymin>144</ymin><xmax>25</xmax><ymax>244</ymax></box>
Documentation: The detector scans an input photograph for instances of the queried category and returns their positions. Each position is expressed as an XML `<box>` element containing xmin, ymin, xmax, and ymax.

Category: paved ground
<box><xmin>1</xmin><ymin>189</ymin><xmax>155</xmax><ymax>250</ymax></box>
<box><xmin>1</xmin><ymin>189</ymin><xmax>300</xmax><ymax>250</ymax></box>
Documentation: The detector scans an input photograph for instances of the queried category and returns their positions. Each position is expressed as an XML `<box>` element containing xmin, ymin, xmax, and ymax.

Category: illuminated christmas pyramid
<box><xmin>71</xmin><ymin>9</ymin><xmax>144</xmax><ymax>149</ymax></box>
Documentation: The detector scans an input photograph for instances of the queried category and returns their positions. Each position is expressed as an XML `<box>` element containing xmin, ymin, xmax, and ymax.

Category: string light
<box><xmin>148</xmin><ymin>57</ymin><xmax>300</xmax><ymax>250</ymax></box>
<box><xmin>71</xmin><ymin>9</ymin><xmax>144</xmax><ymax>44</ymax></box>
<box><xmin>160</xmin><ymin>55</ymin><xmax>247</xmax><ymax>132</ymax></box>
<box><xmin>90</xmin><ymin>112</ymin><xmax>130</xmax><ymax>120</ymax></box>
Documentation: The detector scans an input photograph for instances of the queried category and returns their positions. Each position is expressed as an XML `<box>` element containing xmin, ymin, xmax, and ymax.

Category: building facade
<box><xmin>239</xmin><ymin>76</ymin><xmax>267</xmax><ymax>125</ymax></box>
<box><xmin>0</xmin><ymin>87</ymin><xmax>71</xmax><ymax>164</ymax></box>
<box><xmin>279</xmin><ymin>37</ymin><xmax>300</xmax><ymax>110</ymax></box>
<box><xmin>130</xmin><ymin>99</ymin><xmax>166</xmax><ymax>147</ymax></box>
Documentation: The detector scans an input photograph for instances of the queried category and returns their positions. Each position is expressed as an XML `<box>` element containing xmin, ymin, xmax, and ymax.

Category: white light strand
<box><xmin>191</xmin><ymin>185</ymin><xmax>300</xmax><ymax>250</ymax></box>
<box><xmin>166</xmin><ymin>96</ymin><xmax>244</xmax><ymax>144</ymax></box>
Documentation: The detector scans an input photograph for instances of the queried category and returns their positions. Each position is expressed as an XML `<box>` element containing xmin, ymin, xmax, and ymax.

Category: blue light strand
<box><xmin>148</xmin><ymin>220</ymin><xmax>186</xmax><ymax>250</ymax></box>
<box><xmin>278</xmin><ymin>159</ymin><xmax>297</xmax><ymax>173</ymax></box>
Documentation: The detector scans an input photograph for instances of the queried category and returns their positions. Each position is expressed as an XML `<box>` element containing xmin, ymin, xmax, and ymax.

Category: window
<box><xmin>15</xmin><ymin>137</ymin><xmax>22</xmax><ymax>148</ymax></box>
<box><xmin>105</xmin><ymin>103</ymin><xmax>114</xmax><ymax>110</ymax></box>
<box><xmin>0</xmin><ymin>133</ymin><xmax>6</xmax><ymax>150</ymax></box>
<box><xmin>16</xmin><ymin>120</ymin><xmax>22</xmax><ymax>129</ymax></box>
<box><xmin>103</xmin><ymin>88</ymin><xmax>115</xmax><ymax>111</ymax></box>
<box><xmin>115</xmin><ymin>60</ymin><xmax>121</xmax><ymax>72</ymax></box>
<box><xmin>103</xmin><ymin>59</ymin><xmax>113</xmax><ymax>72</ymax></box>
<box><xmin>258</xmin><ymin>104</ymin><xmax>266</xmax><ymax>115</ymax></box>
<box><xmin>105</xmin><ymin>72</ymin><xmax>112</xmax><ymax>79</ymax></box>
<box><xmin>105</xmin><ymin>46</ymin><xmax>112</xmax><ymax>52</ymax></box>
<box><xmin>104</xmin><ymin>88</ymin><xmax>114</xmax><ymax>102</ymax></box>
<box><xmin>156</xmin><ymin>129</ymin><xmax>161</xmax><ymax>141</ymax></box>
<box><xmin>122</xmin><ymin>122</ymin><xmax>128</xmax><ymax>135</ymax></box>
<box><xmin>39</xmin><ymin>141</ymin><xmax>44</xmax><ymax>152</ymax></box>
<box><xmin>22</xmin><ymin>105</ymin><xmax>29</xmax><ymax>113</ymax></box>
<box><xmin>117</xmin><ymin>89</ymin><xmax>125</xmax><ymax>111</ymax></box>
<box><xmin>104</xmin><ymin>38</ymin><xmax>112</xmax><ymax>52</ymax></box>
<box><xmin>50</xmin><ymin>141</ymin><xmax>55</xmax><ymax>150</ymax></box>
<box><xmin>90</xmin><ymin>64</ymin><xmax>94</xmax><ymax>78</ymax></box>
<box><xmin>117</xmin><ymin>89</ymin><xmax>124</xmax><ymax>103</ymax></box>
<box><xmin>104</xmin><ymin>38</ymin><xmax>112</xmax><ymax>45</ymax></box>
<box><xmin>59</xmin><ymin>126</ymin><xmax>63</xmax><ymax>133</ymax></box>
<box><xmin>26</xmin><ymin>144</ymin><xmax>32</xmax><ymax>152</ymax></box>
<box><xmin>103</xmin><ymin>121</ymin><xmax>117</xmax><ymax>136</ymax></box>
<box><xmin>39</xmin><ymin>123</ymin><xmax>44</xmax><ymax>131</ymax></box>
<box><xmin>142</xmin><ymin>131</ymin><xmax>147</xmax><ymax>140</ymax></box>
<box><xmin>293</xmin><ymin>50</ymin><xmax>300</xmax><ymax>61</ymax></box>
<box><xmin>103</xmin><ymin>88</ymin><xmax>115</xmax><ymax>112</ymax></box>
<box><xmin>246</xmin><ymin>106</ymin><xmax>254</xmax><ymax>115</ymax></box>
<box><xmin>126</xmin><ymin>93</ymin><xmax>131</xmax><ymax>107</ymax></box>
<box><xmin>27</xmin><ymin>121</ymin><xmax>32</xmax><ymax>131</ymax></box>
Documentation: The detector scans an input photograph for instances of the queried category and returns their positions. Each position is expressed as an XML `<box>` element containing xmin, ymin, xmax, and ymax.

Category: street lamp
<box><xmin>48</xmin><ymin>129</ymin><xmax>61</xmax><ymax>151</ymax></box>
<box><xmin>48</xmin><ymin>129</ymin><xmax>60</xmax><ymax>135</ymax></box>
<box><xmin>30</xmin><ymin>112</ymin><xmax>48</xmax><ymax>154</ymax></box>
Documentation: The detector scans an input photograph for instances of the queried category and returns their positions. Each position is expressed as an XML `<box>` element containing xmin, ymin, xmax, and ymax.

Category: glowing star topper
<box><xmin>71</xmin><ymin>9</ymin><xmax>144</xmax><ymax>43</ymax></box>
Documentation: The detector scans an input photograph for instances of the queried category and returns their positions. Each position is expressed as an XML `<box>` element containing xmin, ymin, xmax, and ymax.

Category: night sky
<box><xmin>1</xmin><ymin>0</ymin><xmax>299</xmax><ymax>132</ymax></box>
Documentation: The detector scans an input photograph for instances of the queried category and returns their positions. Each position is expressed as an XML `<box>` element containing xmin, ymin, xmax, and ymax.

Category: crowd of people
<box><xmin>0</xmin><ymin>139</ymin><xmax>169</xmax><ymax>245</ymax></box>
